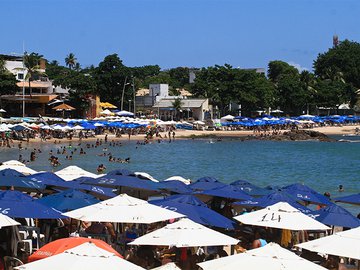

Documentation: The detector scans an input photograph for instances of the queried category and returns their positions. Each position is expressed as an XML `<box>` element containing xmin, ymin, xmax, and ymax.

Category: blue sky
<box><xmin>2</xmin><ymin>0</ymin><xmax>359</xmax><ymax>71</ymax></box>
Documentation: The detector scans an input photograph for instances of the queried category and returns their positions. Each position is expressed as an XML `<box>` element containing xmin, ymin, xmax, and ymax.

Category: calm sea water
<box><xmin>1</xmin><ymin>135</ymin><xmax>359</xmax><ymax>212</ymax></box>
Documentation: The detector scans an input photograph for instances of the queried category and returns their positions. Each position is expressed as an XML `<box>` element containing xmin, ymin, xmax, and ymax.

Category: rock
<box><xmin>244</xmin><ymin>130</ymin><xmax>336</xmax><ymax>142</ymax></box>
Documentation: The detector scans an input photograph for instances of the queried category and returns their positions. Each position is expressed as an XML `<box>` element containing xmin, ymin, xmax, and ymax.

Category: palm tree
<box><xmin>172</xmin><ymin>98</ymin><xmax>183</xmax><ymax>120</ymax></box>
<box><xmin>23</xmin><ymin>52</ymin><xmax>43</xmax><ymax>98</ymax></box>
<box><xmin>65</xmin><ymin>53</ymin><xmax>77</xmax><ymax>70</ymax></box>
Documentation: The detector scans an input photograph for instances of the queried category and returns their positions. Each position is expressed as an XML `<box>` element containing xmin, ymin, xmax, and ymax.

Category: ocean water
<box><xmin>1</xmin><ymin>135</ymin><xmax>359</xmax><ymax>212</ymax></box>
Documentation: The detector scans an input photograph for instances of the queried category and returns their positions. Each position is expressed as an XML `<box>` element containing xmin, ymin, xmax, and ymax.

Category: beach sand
<box><xmin>19</xmin><ymin>124</ymin><xmax>360</xmax><ymax>145</ymax></box>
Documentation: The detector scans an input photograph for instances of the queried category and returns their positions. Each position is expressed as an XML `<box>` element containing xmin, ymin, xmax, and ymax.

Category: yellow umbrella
<box><xmin>100</xmin><ymin>102</ymin><xmax>117</xmax><ymax>109</ymax></box>
<box><xmin>52</xmin><ymin>103</ymin><xmax>76</xmax><ymax>118</ymax></box>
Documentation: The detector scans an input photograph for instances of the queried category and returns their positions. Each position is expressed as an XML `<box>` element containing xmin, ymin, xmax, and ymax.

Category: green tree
<box><xmin>172</xmin><ymin>97</ymin><xmax>183</xmax><ymax>120</ymax></box>
<box><xmin>65</xmin><ymin>53</ymin><xmax>77</xmax><ymax>70</ymax></box>
<box><xmin>0</xmin><ymin>57</ymin><xmax>18</xmax><ymax>106</ymax></box>
<box><xmin>23</xmin><ymin>52</ymin><xmax>44</xmax><ymax>97</ymax></box>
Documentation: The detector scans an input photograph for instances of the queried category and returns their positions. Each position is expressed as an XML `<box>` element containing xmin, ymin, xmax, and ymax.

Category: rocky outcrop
<box><xmin>244</xmin><ymin>130</ymin><xmax>336</xmax><ymax>142</ymax></box>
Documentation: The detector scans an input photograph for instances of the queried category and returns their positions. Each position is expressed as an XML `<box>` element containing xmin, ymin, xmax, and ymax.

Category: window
<box><xmin>18</xmin><ymin>73</ymin><xmax>24</xmax><ymax>80</ymax></box>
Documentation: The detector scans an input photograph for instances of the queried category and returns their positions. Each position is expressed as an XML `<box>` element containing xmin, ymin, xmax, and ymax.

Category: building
<box><xmin>1</xmin><ymin>54</ymin><xmax>57</xmax><ymax>117</ymax></box>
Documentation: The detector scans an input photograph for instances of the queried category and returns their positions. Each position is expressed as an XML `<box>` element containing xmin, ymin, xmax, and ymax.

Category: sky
<box><xmin>1</xmin><ymin>0</ymin><xmax>359</xmax><ymax>71</ymax></box>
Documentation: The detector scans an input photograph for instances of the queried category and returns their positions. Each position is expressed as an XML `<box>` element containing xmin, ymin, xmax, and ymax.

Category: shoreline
<box><xmin>12</xmin><ymin>125</ymin><xmax>360</xmax><ymax>145</ymax></box>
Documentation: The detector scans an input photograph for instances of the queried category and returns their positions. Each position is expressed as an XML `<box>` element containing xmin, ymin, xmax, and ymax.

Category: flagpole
<box><xmin>22</xmin><ymin>43</ymin><xmax>25</xmax><ymax>117</ymax></box>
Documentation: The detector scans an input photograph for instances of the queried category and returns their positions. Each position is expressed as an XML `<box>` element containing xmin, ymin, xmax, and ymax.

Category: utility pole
<box><xmin>132</xmin><ymin>76</ymin><xmax>136</xmax><ymax>114</ymax></box>
<box><xmin>121</xmin><ymin>76</ymin><xmax>128</xmax><ymax>111</ymax></box>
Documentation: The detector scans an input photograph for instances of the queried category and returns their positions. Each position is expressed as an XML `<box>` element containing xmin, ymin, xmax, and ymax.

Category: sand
<box><xmin>18</xmin><ymin>124</ymin><xmax>360</xmax><ymax>145</ymax></box>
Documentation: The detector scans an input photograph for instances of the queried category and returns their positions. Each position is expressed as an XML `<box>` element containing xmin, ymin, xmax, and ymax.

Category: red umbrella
<box><xmin>29</xmin><ymin>237</ymin><xmax>122</xmax><ymax>262</ymax></box>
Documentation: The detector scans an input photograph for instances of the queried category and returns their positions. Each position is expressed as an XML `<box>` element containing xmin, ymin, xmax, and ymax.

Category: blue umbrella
<box><xmin>234</xmin><ymin>191</ymin><xmax>311</xmax><ymax>213</ymax></box>
<box><xmin>189</xmin><ymin>177</ymin><xmax>226</xmax><ymax>191</ymax></box>
<box><xmin>0</xmin><ymin>175</ymin><xmax>46</xmax><ymax>191</ymax></box>
<box><xmin>37</xmin><ymin>189</ymin><xmax>100</xmax><ymax>212</ymax></box>
<box><xmin>0</xmin><ymin>190</ymin><xmax>64</xmax><ymax>219</ymax></box>
<box><xmin>230</xmin><ymin>180</ymin><xmax>270</xmax><ymax>196</ymax></box>
<box><xmin>69</xmin><ymin>177</ymin><xmax>117</xmax><ymax>199</ymax></box>
<box><xmin>0</xmin><ymin>168</ymin><xmax>25</xmax><ymax>177</ymax></box>
<box><xmin>150</xmin><ymin>194</ymin><xmax>237</xmax><ymax>229</ymax></box>
<box><xmin>158</xmin><ymin>181</ymin><xmax>193</xmax><ymax>194</ymax></box>
<box><xmin>197</xmin><ymin>185</ymin><xmax>253</xmax><ymax>201</ymax></box>
<box><xmin>309</xmin><ymin>204</ymin><xmax>360</xmax><ymax>228</ymax></box>
<box><xmin>107</xmin><ymin>169</ymin><xmax>134</xmax><ymax>176</ymax></box>
<box><xmin>282</xmin><ymin>183</ymin><xmax>332</xmax><ymax>205</ymax></box>
<box><xmin>27</xmin><ymin>172</ymin><xmax>76</xmax><ymax>189</ymax></box>
<box><xmin>334</xmin><ymin>193</ymin><xmax>360</xmax><ymax>205</ymax></box>
<box><xmin>84</xmin><ymin>175</ymin><xmax>159</xmax><ymax>192</ymax></box>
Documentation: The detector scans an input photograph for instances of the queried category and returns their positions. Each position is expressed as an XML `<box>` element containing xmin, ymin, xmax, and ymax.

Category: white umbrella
<box><xmin>129</xmin><ymin>218</ymin><xmax>239</xmax><ymax>247</ymax></box>
<box><xmin>198</xmin><ymin>242</ymin><xmax>327</xmax><ymax>270</ymax></box>
<box><xmin>296</xmin><ymin>226</ymin><xmax>360</xmax><ymax>260</ymax></box>
<box><xmin>134</xmin><ymin>172</ymin><xmax>159</xmax><ymax>182</ymax></box>
<box><xmin>152</xmin><ymin>263</ymin><xmax>181</xmax><ymax>270</ymax></box>
<box><xmin>72</xmin><ymin>125</ymin><xmax>84</xmax><ymax>130</ymax></box>
<box><xmin>234</xmin><ymin>202</ymin><xmax>330</xmax><ymax>231</ymax></box>
<box><xmin>0</xmin><ymin>213</ymin><xmax>20</xmax><ymax>228</ymax></box>
<box><xmin>0</xmin><ymin>160</ymin><xmax>37</xmax><ymax>175</ymax></box>
<box><xmin>220</xmin><ymin>115</ymin><xmax>234</xmax><ymax>121</ymax></box>
<box><xmin>55</xmin><ymin>166</ymin><xmax>103</xmax><ymax>181</ymax></box>
<box><xmin>193</xmin><ymin>120</ymin><xmax>205</xmax><ymax>125</ymax></box>
<box><xmin>64</xmin><ymin>193</ymin><xmax>185</xmax><ymax>223</ymax></box>
<box><xmin>164</xmin><ymin>176</ymin><xmax>191</xmax><ymax>185</ymax></box>
<box><xmin>100</xmin><ymin>109</ymin><xmax>113</xmax><ymax>115</ymax></box>
<box><xmin>16</xmin><ymin>242</ymin><xmax>144</xmax><ymax>270</ymax></box>
<box><xmin>0</xmin><ymin>109</ymin><xmax>6</xmax><ymax>113</ymax></box>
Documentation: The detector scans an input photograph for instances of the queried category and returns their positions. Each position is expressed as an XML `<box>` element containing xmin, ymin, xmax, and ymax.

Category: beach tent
<box><xmin>55</xmin><ymin>166</ymin><xmax>103</xmax><ymax>181</ymax></box>
<box><xmin>334</xmin><ymin>193</ymin><xmax>360</xmax><ymax>205</ymax></box>
<box><xmin>129</xmin><ymin>218</ymin><xmax>238</xmax><ymax>247</ymax></box>
<box><xmin>164</xmin><ymin>176</ymin><xmax>192</xmax><ymax>185</ymax></box>
<box><xmin>308</xmin><ymin>204</ymin><xmax>360</xmax><ymax>228</ymax></box>
<box><xmin>150</xmin><ymin>194</ymin><xmax>237</xmax><ymax>229</ymax></box>
<box><xmin>0</xmin><ymin>160</ymin><xmax>37</xmax><ymax>175</ymax></box>
<box><xmin>37</xmin><ymin>189</ymin><xmax>100</xmax><ymax>212</ymax></box>
<box><xmin>0</xmin><ymin>213</ymin><xmax>20</xmax><ymax>229</ymax></box>
<box><xmin>190</xmin><ymin>177</ymin><xmax>226</xmax><ymax>191</ymax></box>
<box><xmin>198</xmin><ymin>185</ymin><xmax>253</xmax><ymax>201</ymax></box>
<box><xmin>230</xmin><ymin>180</ymin><xmax>270</xmax><ymax>196</ymax></box>
<box><xmin>18</xmin><ymin>242</ymin><xmax>144</xmax><ymax>270</ymax></box>
<box><xmin>297</xmin><ymin>226</ymin><xmax>360</xmax><ymax>260</ymax></box>
<box><xmin>0</xmin><ymin>190</ymin><xmax>64</xmax><ymax>219</ymax></box>
<box><xmin>198</xmin><ymin>242</ymin><xmax>327</xmax><ymax>270</ymax></box>
<box><xmin>29</xmin><ymin>237</ymin><xmax>122</xmax><ymax>262</ymax></box>
<box><xmin>282</xmin><ymin>183</ymin><xmax>331</xmax><ymax>205</ymax></box>
<box><xmin>64</xmin><ymin>193</ymin><xmax>184</xmax><ymax>223</ymax></box>
<box><xmin>234</xmin><ymin>202</ymin><xmax>330</xmax><ymax>231</ymax></box>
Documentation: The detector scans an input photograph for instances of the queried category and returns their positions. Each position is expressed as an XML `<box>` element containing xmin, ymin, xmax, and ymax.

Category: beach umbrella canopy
<box><xmin>309</xmin><ymin>204</ymin><xmax>360</xmax><ymax>228</ymax></box>
<box><xmin>334</xmin><ymin>193</ymin><xmax>360</xmax><ymax>205</ymax></box>
<box><xmin>164</xmin><ymin>176</ymin><xmax>192</xmax><ymax>185</ymax></box>
<box><xmin>234</xmin><ymin>202</ymin><xmax>330</xmax><ymax>231</ymax></box>
<box><xmin>198</xmin><ymin>242</ymin><xmax>327</xmax><ymax>270</ymax></box>
<box><xmin>28</xmin><ymin>172</ymin><xmax>75</xmax><ymax>188</ymax></box>
<box><xmin>64</xmin><ymin>193</ymin><xmax>184</xmax><ymax>223</ymax></box>
<box><xmin>230</xmin><ymin>180</ymin><xmax>270</xmax><ymax>196</ymax></box>
<box><xmin>129</xmin><ymin>218</ymin><xmax>239</xmax><ymax>247</ymax></box>
<box><xmin>150</xmin><ymin>195</ymin><xmax>237</xmax><ymax>229</ymax></box>
<box><xmin>19</xmin><ymin>242</ymin><xmax>144</xmax><ymax>270</ymax></box>
<box><xmin>234</xmin><ymin>191</ymin><xmax>311</xmax><ymax>213</ymax></box>
<box><xmin>0</xmin><ymin>213</ymin><xmax>20</xmax><ymax>229</ymax></box>
<box><xmin>55</xmin><ymin>166</ymin><xmax>103</xmax><ymax>181</ymax></box>
<box><xmin>297</xmin><ymin>226</ymin><xmax>360</xmax><ymax>260</ymax></box>
<box><xmin>158</xmin><ymin>180</ymin><xmax>193</xmax><ymax>194</ymax></box>
<box><xmin>198</xmin><ymin>185</ymin><xmax>253</xmax><ymax>201</ymax></box>
<box><xmin>99</xmin><ymin>109</ymin><xmax>113</xmax><ymax>115</ymax></box>
<box><xmin>28</xmin><ymin>237</ymin><xmax>122</xmax><ymax>262</ymax></box>
<box><xmin>282</xmin><ymin>183</ymin><xmax>331</xmax><ymax>205</ymax></box>
<box><xmin>0</xmin><ymin>160</ymin><xmax>37</xmax><ymax>175</ymax></box>
<box><xmin>84</xmin><ymin>174</ymin><xmax>160</xmax><ymax>192</ymax></box>
<box><xmin>0</xmin><ymin>168</ymin><xmax>24</xmax><ymax>177</ymax></box>
<box><xmin>52</xmin><ymin>103</ymin><xmax>76</xmax><ymax>111</ymax></box>
<box><xmin>37</xmin><ymin>189</ymin><xmax>100</xmax><ymax>212</ymax></box>
<box><xmin>0</xmin><ymin>174</ymin><xmax>45</xmax><ymax>191</ymax></box>
<box><xmin>190</xmin><ymin>177</ymin><xmax>226</xmax><ymax>191</ymax></box>
<box><xmin>0</xmin><ymin>190</ymin><xmax>64</xmax><ymax>219</ymax></box>
<box><xmin>116</xmin><ymin>110</ymin><xmax>134</xmax><ymax>117</ymax></box>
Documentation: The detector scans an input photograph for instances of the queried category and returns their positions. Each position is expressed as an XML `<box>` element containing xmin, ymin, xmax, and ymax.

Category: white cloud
<box><xmin>287</xmin><ymin>61</ymin><xmax>309</xmax><ymax>72</ymax></box>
